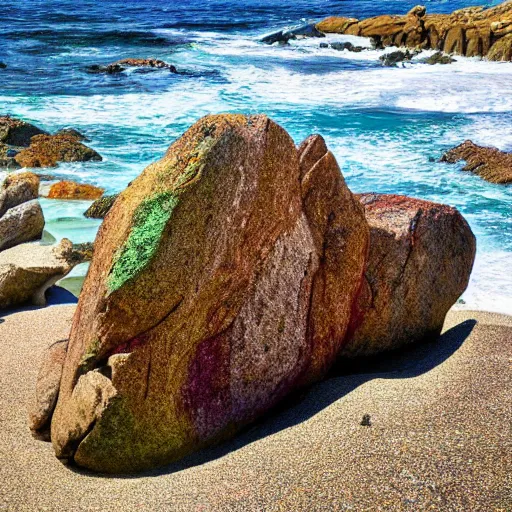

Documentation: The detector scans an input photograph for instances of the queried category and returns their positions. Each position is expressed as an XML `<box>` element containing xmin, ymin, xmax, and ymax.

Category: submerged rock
<box><xmin>45</xmin><ymin>180</ymin><xmax>104</xmax><ymax>200</ymax></box>
<box><xmin>421</xmin><ymin>51</ymin><xmax>456</xmax><ymax>64</ymax></box>
<box><xmin>330</xmin><ymin>41</ymin><xmax>364</xmax><ymax>52</ymax></box>
<box><xmin>441</xmin><ymin>140</ymin><xmax>512</xmax><ymax>184</ymax></box>
<box><xmin>341</xmin><ymin>194</ymin><xmax>476</xmax><ymax>358</ymax></box>
<box><xmin>15</xmin><ymin>134</ymin><xmax>102</xmax><ymax>168</ymax></box>
<box><xmin>87</xmin><ymin>58</ymin><xmax>177</xmax><ymax>74</ymax></box>
<box><xmin>84</xmin><ymin>194</ymin><xmax>118</xmax><ymax>219</ymax></box>
<box><xmin>315</xmin><ymin>1</ymin><xmax>512</xmax><ymax>60</ymax></box>
<box><xmin>379</xmin><ymin>49</ymin><xmax>415</xmax><ymax>66</ymax></box>
<box><xmin>0</xmin><ymin>239</ymin><xmax>75</xmax><ymax>309</ymax></box>
<box><xmin>0</xmin><ymin>116</ymin><xmax>47</xmax><ymax>147</ymax></box>
<box><xmin>45</xmin><ymin>115</ymin><xmax>368</xmax><ymax>473</ymax></box>
<box><xmin>0</xmin><ymin>199</ymin><xmax>45</xmax><ymax>251</ymax></box>
<box><xmin>261</xmin><ymin>23</ymin><xmax>325</xmax><ymax>44</ymax></box>
<box><xmin>0</xmin><ymin>62</ymin><xmax>6</xmax><ymax>69</ymax></box>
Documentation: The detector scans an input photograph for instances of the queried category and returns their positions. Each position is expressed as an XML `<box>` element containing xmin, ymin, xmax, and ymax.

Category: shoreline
<box><xmin>1</xmin><ymin>305</ymin><xmax>510</xmax><ymax>510</ymax></box>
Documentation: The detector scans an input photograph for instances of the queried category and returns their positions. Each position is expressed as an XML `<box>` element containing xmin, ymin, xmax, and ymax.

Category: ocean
<box><xmin>1</xmin><ymin>0</ymin><xmax>511</xmax><ymax>313</ymax></box>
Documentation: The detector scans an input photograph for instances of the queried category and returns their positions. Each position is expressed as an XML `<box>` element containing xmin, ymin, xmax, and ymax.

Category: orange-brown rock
<box><xmin>15</xmin><ymin>134</ymin><xmax>102</xmax><ymax>168</ymax></box>
<box><xmin>316</xmin><ymin>1</ymin><xmax>512</xmax><ymax>60</ymax></box>
<box><xmin>45</xmin><ymin>180</ymin><xmax>104</xmax><ymax>200</ymax></box>
<box><xmin>43</xmin><ymin>115</ymin><xmax>368</xmax><ymax>473</ymax></box>
<box><xmin>441</xmin><ymin>140</ymin><xmax>512</xmax><ymax>184</ymax></box>
<box><xmin>341</xmin><ymin>194</ymin><xmax>476</xmax><ymax>358</ymax></box>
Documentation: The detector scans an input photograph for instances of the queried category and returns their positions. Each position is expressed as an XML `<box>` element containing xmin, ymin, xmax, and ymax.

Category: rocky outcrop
<box><xmin>15</xmin><ymin>134</ymin><xmax>102</xmax><ymax>168</ymax></box>
<box><xmin>43</xmin><ymin>115</ymin><xmax>368</xmax><ymax>473</ymax></box>
<box><xmin>0</xmin><ymin>116</ymin><xmax>47</xmax><ymax>147</ymax></box>
<box><xmin>0</xmin><ymin>62</ymin><xmax>6</xmax><ymax>69</ymax></box>
<box><xmin>84</xmin><ymin>194</ymin><xmax>118</xmax><ymax>218</ymax></box>
<box><xmin>0</xmin><ymin>200</ymin><xmax>45</xmax><ymax>251</ymax></box>
<box><xmin>0</xmin><ymin>116</ymin><xmax>101</xmax><ymax>170</ymax></box>
<box><xmin>316</xmin><ymin>2</ymin><xmax>512</xmax><ymax>60</ymax></box>
<box><xmin>341</xmin><ymin>194</ymin><xmax>476</xmax><ymax>358</ymax></box>
<box><xmin>87</xmin><ymin>58</ymin><xmax>177</xmax><ymax>74</ymax></box>
<box><xmin>441</xmin><ymin>140</ymin><xmax>512</xmax><ymax>184</ymax></box>
<box><xmin>0</xmin><ymin>239</ymin><xmax>75</xmax><ymax>309</ymax></box>
<box><xmin>44</xmin><ymin>180</ymin><xmax>104</xmax><ymax>200</ymax></box>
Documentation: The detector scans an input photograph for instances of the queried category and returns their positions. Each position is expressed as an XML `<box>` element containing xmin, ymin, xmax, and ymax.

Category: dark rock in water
<box><xmin>421</xmin><ymin>51</ymin><xmax>456</xmax><ymax>65</ymax></box>
<box><xmin>62</xmin><ymin>242</ymin><xmax>94</xmax><ymax>265</ymax></box>
<box><xmin>84</xmin><ymin>194</ymin><xmax>118</xmax><ymax>219</ymax></box>
<box><xmin>320</xmin><ymin>42</ymin><xmax>329</xmax><ymax>48</ymax></box>
<box><xmin>55</xmin><ymin>128</ymin><xmax>90</xmax><ymax>142</ymax></box>
<box><xmin>379</xmin><ymin>50</ymin><xmax>415</xmax><ymax>67</ymax></box>
<box><xmin>330</xmin><ymin>41</ymin><xmax>364</xmax><ymax>52</ymax></box>
<box><xmin>0</xmin><ymin>143</ymin><xmax>21</xmax><ymax>170</ymax></box>
<box><xmin>87</xmin><ymin>58</ymin><xmax>177</xmax><ymax>74</ymax></box>
<box><xmin>261</xmin><ymin>23</ymin><xmax>325</xmax><ymax>44</ymax></box>
<box><xmin>0</xmin><ymin>116</ymin><xmax>48</xmax><ymax>147</ymax></box>
<box><xmin>441</xmin><ymin>140</ymin><xmax>512</xmax><ymax>184</ymax></box>
<box><xmin>260</xmin><ymin>30</ymin><xmax>293</xmax><ymax>45</ymax></box>
<box><xmin>0</xmin><ymin>62</ymin><xmax>6</xmax><ymax>69</ymax></box>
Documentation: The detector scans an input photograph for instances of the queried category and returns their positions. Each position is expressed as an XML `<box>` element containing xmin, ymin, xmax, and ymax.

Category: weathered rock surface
<box><xmin>0</xmin><ymin>199</ymin><xmax>45</xmax><ymax>251</ymax></box>
<box><xmin>0</xmin><ymin>239</ymin><xmax>75</xmax><ymax>309</ymax></box>
<box><xmin>29</xmin><ymin>340</ymin><xmax>69</xmax><ymax>441</ymax></box>
<box><xmin>0</xmin><ymin>172</ymin><xmax>40</xmax><ymax>218</ymax></box>
<box><xmin>55</xmin><ymin>128</ymin><xmax>89</xmax><ymax>142</ymax></box>
<box><xmin>0</xmin><ymin>143</ymin><xmax>21</xmax><ymax>170</ymax></box>
<box><xmin>441</xmin><ymin>140</ymin><xmax>512</xmax><ymax>184</ymax></box>
<box><xmin>15</xmin><ymin>134</ymin><xmax>102</xmax><ymax>168</ymax></box>
<box><xmin>45</xmin><ymin>180</ymin><xmax>104</xmax><ymax>200</ymax></box>
<box><xmin>341</xmin><ymin>194</ymin><xmax>476</xmax><ymax>357</ymax></box>
<box><xmin>87</xmin><ymin>58</ymin><xmax>177</xmax><ymax>74</ymax></box>
<box><xmin>379</xmin><ymin>49</ymin><xmax>416</xmax><ymax>66</ymax></box>
<box><xmin>261</xmin><ymin>23</ymin><xmax>325</xmax><ymax>44</ymax></box>
<box><xmin>316</xmin><ymin>1</ymin><xmax>512</xmax><ymax>60</ymax></box>
<box><xmin>0</xmin><ymin>116</ymin><xmax>47</xmax><ymax>147</ymax></box>
<box><xmin>84</xmin><ymin>194</ymin><xmax>118</xmax><ymax>218</ymax></box>
<box><xmin>421</xmin><ymin>51</ymin><xmax>456</xmax><ymax>64</ymax></box>
<box><xmin>46</xmin><ymin>115</ymin><xmax>368</xmax><ymax>473</ymax></box>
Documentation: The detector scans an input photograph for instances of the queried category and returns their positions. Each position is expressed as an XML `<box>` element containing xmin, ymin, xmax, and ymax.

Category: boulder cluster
<box><xmin>316</xmin><ymin>2</ymin><xmax>512</xmax><ymax>60</ymax></box>
<box><xmin>87</xmin><ymin>58</ymin><xmax>178</xmax><ymax>74</ymax></box>
<box><xmin>0</xmin><ymin>172</ymin><xmax>87</xmax><ymax>309</ymax></box>
<box><xmin>29</xmin><ymin>115</ymin><xmax>476</xmax><ymax>473</ymax></box>
<box><xmin>0</xmin><ymin>116</ymin><xmax>102</xmax><ymax>170</ymax></box>
<box><xmin>441</xmin><ymin>140</ymin><xmax>512</xmax><ymax>184</ymax></box>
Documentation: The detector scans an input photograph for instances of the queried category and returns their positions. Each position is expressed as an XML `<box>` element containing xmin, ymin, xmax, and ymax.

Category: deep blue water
<box><xmin>0</xmin><ymin>0</ymin><xmax>511</xmax><ymax>313</ymax></box>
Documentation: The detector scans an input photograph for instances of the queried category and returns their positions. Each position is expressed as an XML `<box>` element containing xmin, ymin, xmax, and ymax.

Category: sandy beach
<box><xmin>0</xmin><ymin>305</ymin><xmax>510</xmax><ymax>511</ymax></box>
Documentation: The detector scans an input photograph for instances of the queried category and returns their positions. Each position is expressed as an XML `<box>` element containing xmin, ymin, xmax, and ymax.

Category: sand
<box><xmin>0</xmin><ymin>305</ymin><xmax>510</xmax><ymax>511</ymax></box>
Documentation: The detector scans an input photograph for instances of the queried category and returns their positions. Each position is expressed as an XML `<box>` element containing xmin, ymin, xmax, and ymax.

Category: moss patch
<box><xmin>107</xmin><ymin>192</ymin><xmax>179</xmax><ymax>292</ymax></box>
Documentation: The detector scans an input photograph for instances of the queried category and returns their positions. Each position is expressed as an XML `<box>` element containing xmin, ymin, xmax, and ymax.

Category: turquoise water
<box><xmin>0</xmin><ymin>0</ymin><xmax>511</xmax><ymax>313</ymax></box>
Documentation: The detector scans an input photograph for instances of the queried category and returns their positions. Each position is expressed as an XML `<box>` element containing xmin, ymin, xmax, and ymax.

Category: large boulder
<box><xmin>0</xmin><ymin>172</ymin><xmax>40</xmax><ymax>218</ymax></box>
<box><xmin>441</xmin><ymin>140</ymin><xmax>512</xmax><ymax>184</ymax></box>
<box><xmin>0</xmin><ymin>199</ymin><xmax>44</xmax><ymax>251</ymax></box>
<box><xmin>45</xmin><ymin>180</ymin><xmax>104</xmax><ymax>200</ymax></box>
<box><xmin>341</xmin><ymin>194</ymin><xmax>476</xmax><ymax>358</ymax></box>
<box><xmin>0</xmin><ymin>239</ymin><xmax>75</xmax><ymax>309</ymax></box>
<box><xmin>45</xmin><ymin>115</ymin><xmax>368</xmax><ymax>473</ymax></box>
<box><xmin>15</xmin><ymin>134</ymin><xmax>102</xmax><ymax>168</ymax></box>
<box><xmin>0</xmin><ymin>116</ymin><xmax>47</xmax><ymax>147</ymax></box>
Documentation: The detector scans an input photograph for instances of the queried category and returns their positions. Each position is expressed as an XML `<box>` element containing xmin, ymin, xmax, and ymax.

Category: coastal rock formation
<box><xmin>55</xmin><ymin>128</ymin><xmax>89</xmax><ymax>142</ymax></box>
<box><xmin>441</xmin><ymin>140</ymin><xmax>512</xmax><ymax>184</ymax></box>
<box><xmin>316</xmin><ymin>1</ymin><xmax>512</xmax><ymax>60</ymax></box>
<box><xmin>0</xmin><ymin>172</ymin><xmax>40</xmax><ymax>218</ymax></box>
<box><xmin>15</xmin><ymin>134</ymin><xmax>102</xmax><ymax>168</ymax></box>
<box><xmin>0</xmin><ymin>239</ymin><xmax>75</xmax><ymax>309</ymax></box>
<box><xmin>45</xmin><ymin>180</ymin><xmax>104</xmax><ymax>200</ymax></box>
<box><xmin>87</xmin><ymin>58</ymin><xmax>178</xmax><ymax>74</ymax></box>
<box><xmin>341</xmin><ymin>194</ymin><xmax>476</xmax><ymax>358</ymax></box>
<box><xmin>46</xmin><ymin>115</ymin><xmax>368</xmax><ymax>473</ymax></box>
<box><xmin>0</xmin><ymin>200</ymin><xmax>45</xmax><ymax>251</ymax></box>
<box><xmin>84</xmin><ymin>194</ymin><xmax>118</xmax><ymax>219</ymax></box>
<box><xmin>0</xmin><ymin>116</ymin><xmax>47</xmax><ymax>147</ymax></box>
<box><xmin>0</xmin><ymin>143</ymin><xmax>21</xmax><ymax>170</ymax></box>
